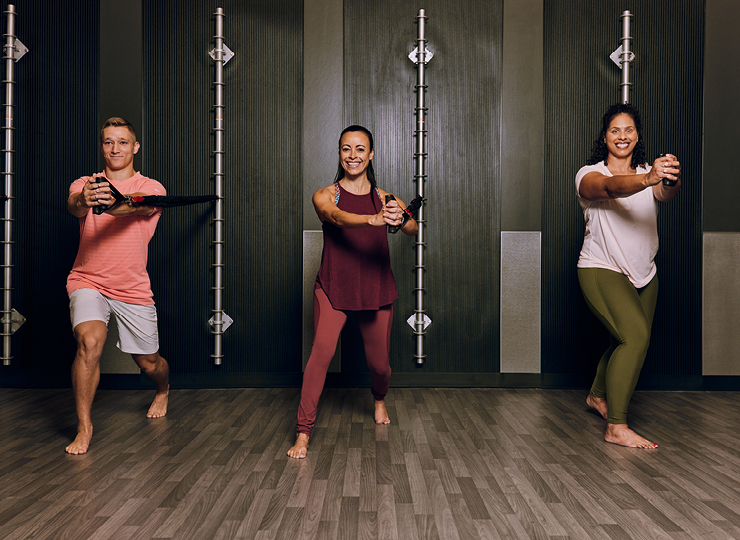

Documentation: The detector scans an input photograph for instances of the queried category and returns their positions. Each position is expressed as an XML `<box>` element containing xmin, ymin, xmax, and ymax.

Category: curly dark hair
<box><xmin>333</xmin><ymin>125</ymin><xmax>376</xmax><ymax>190</ymax></box>
<box><xmin>586</xmin><ymin>103</ymin><xmax>647</xmax><ymax>170</ymax></box>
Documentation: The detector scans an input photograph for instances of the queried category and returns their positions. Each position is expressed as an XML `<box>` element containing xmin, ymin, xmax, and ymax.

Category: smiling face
<box><xmin>604</xmin><ymin>113</ymin><xmax>638</xmax><ymax>160</ymax></box>
<box><xmin>100</xmin><ymin>126</ymin><xmax>140</xmax><ymax>173</ymax></box>
<box><xmin>339</xmin><ymin>131</ymin><xmax>374</xmax><ymax>179</ymax></box>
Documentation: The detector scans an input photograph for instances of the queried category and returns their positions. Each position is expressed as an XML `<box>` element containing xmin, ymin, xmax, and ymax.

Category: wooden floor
<box><xmin>1</xmin><ymin>387</ymin><xmax>740</xmax><ymax>540</ymax></box>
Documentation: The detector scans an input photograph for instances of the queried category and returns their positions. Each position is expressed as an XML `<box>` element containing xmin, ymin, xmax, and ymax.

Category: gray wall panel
<box><xmin>344</xmin><ymin>0</ymin><xmax>503</xmax><ymax>373</ymax></box>
<box><xmin>703</xmin><ymin>0</ymin><xmax>740</xmax><ymax>232</ymax></box>
<box><xmin>501</xmin><ymin>0</ymin><xmax>543</xmax><ymax>232</ymax></box>
<box><xmin>703</xmin><ymin>233</ymin><xmax>740</xmax><ymax>375</ymax></box>
<box><xmin>500</xmin><ymin>232</ymin><xmax>540</xmax><ymax>373</ymax></box>
<box><xmin>303</xmin><ymin>0</ymin><xmax>343</xmax><ymax>231</ymax></box>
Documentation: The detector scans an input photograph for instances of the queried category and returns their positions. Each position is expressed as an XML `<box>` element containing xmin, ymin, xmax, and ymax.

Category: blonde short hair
<box><xmin>100</xmin><ymin>117</ymin><xmax>137</xmax><ymax>143</ymax></box>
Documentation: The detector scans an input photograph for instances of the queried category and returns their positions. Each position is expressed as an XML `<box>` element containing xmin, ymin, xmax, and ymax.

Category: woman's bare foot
<box><xmin>147</xmin><ymin>386</ymin><xmax>169</xmax><ymax>418</ymax></box>
<box><xmin>374</xmin><ymin>399</ymin><xmax>390</xmax><ymax>425</ymax></box>
<box><xmin>586</xmin><ymin>394</ymin><xmax>608</xmax><ymax>420</ymax></box>
<box><xmin>605</xmin><ymin>423</ymin><xmax>657</xmax><ymax>448</ymax></box>
<box><xmin>288</xmin><ymin>433</ymin><xmax>309</xmax><ymax>459</ymax></box>
<box><xmin>65</xmin><ymin>427</ymin><xmax>92</xmax><ymax>454</ymax></box>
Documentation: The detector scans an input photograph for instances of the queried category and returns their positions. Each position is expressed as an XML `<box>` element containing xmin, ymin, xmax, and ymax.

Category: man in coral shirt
<box><xmin>65</xmin><ymin>117</ymin><xmax>169</xmax><ymax>454</ymax></box>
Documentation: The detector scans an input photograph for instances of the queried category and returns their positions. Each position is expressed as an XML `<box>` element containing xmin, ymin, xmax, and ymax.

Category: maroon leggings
<box><xmin>296</xmin><ymin>287</ymin><xmax>393</xmax><ymax>436</ymax></box>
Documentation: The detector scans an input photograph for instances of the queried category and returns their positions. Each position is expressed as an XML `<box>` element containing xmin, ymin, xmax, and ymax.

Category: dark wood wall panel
<box><xmin>344</xmin><ymin>0</ymin><xmax>503</xmax><ymax>373</ymax></box>
<box><xmin>542</xmin><ymin>0</ymin><xmax>704</xmax><ymax>378</ymax></box>
<box><xmin>4</xmin><ymin>0</ymin><xmax>99</xmax><ymax>378</ymax></box>
<box><xmin>143</xmin><ymin>0</ymin><xmax>303</xmax><ymax>375</ymax></box>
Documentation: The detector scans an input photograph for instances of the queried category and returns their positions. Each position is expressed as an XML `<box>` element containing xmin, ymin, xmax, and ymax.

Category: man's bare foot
<box><xmin>147</xmin><ymin>386</ymin><xmax>169</xmax><ymax>418</ymax></box>
<box><xmin>586</xmin><ymin>394</ymin><xmax>608</xmax><ymax>420</ymax></box>
<box><xmin>288</xmin><ymin>433</ymin><xmax>309</xmax><ymax>459</ymax></box>
<box><xmin>374</xmin><ymin>399</ymin><xmax>390</xmax><ymax>425</ymax></box>
<box><xmin>605</xmin><ymin>423</ymin><xmax>657</xmax><ymax>448</ymax></box>
<box><xmin>65</xmin><ymin>429</ymin><xmax>92</xmax><ymax>454</ymax></box>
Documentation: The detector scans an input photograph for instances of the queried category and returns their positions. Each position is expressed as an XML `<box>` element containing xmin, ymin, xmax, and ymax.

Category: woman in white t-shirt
<box><xmin>576</xmin><ymin>103</ymin><xmax>681</xmax><ymax>449</ymax></box>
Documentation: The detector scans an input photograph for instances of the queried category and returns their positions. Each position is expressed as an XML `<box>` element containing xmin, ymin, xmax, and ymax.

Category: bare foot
<box><xmin>374</xmin><ymin>399</ymin><xmax>390</xmax><ymax>425</ymax></box>
<box><xmin>288</xmin><ymin>433</ymin><xmax>309</xmax><ymax>459</ymax></box>
<box><xmin>586</xmin><ymin>394</ymin><xmax>608</xmax><ymax>420</ymax></box>
<box><xmin>65</xmin><ymin>429</ymin><xmax>92</xmax><ymax>454</ymax></box>
<box><xmin>147</xmin><ymin>386</ymin><xmax>169</xmax><ymax>418</ymax></box>
<box><xmin>605</xmin><ymin>423</ymin><xmax>657</xmax><ymax>449</ymax></box>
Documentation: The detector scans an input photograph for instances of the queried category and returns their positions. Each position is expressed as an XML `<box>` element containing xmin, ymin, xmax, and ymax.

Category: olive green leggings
<box><xmin>577</xmin><ymin>268</ymin><xmax>658</xmax><ymax>425</ymax></box>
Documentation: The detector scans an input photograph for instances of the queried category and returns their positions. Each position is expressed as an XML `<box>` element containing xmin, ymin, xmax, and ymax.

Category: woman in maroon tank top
<box><xmin>288</xmin><ymin>126</ymin><xmax>418</xmax><ymax>459</ymax></box>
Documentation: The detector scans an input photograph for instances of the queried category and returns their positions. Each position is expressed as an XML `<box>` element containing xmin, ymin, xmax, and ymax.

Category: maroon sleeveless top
<box><xmin>316</xmin><ymin>183</ymin><xmax>398</xmax><ymax>310</ymax></box>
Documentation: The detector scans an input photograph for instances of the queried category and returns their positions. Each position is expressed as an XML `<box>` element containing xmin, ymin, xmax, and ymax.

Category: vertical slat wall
<box><xmin>6</xmin><ymin>0</ymin><xmax>99</xmax><ymax>379</ymax></box>
<box><xmin>343</xmin><ymin>0</ymin><xmax>503</xmax><ymax>374</ymax></box>
<box><xmin>542</xmin><ymin>0</ymin><xmax>704</xmax><ymax>381</ymax></box>
<box><xmin>143</xmin><ymin>0</ymin><xmax>303</xmax><ymax>378</ymax></box>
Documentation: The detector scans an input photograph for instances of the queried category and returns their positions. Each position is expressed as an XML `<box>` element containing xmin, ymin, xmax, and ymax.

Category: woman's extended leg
<box><xmin>356</xmin><ymin>304</ymin><xmax>393</xmax><ymax>424</ymax></box>
<box><xmin>578</xmin><ymin>268</ymin><xmax>658</xmax><ymax>448</ymax></box>
<box><xmin>289</xmin><ymin>288</ymin><xmax>347</xmax><ymax>458</ymax></box>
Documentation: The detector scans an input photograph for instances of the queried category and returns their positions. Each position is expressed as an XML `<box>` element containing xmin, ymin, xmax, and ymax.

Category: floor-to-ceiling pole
<box><xmin>2</xmin><ymin>4</ymin><xmax>18</xmax><ymax>366</ymax></box>
<box><xmin>211</xmin><ymin>8</ymin><xmax>225</xmax><ymax>365</ymax></box>
<box><xmin>412</xmin><ymin>9</ymin><xmax>428</xmax><ymax>365</ymax></box>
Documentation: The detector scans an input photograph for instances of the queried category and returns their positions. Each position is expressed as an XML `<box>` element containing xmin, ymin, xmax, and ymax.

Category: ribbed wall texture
<box><xmin>4</xmin><ymin>0</ymin><xmax>99</xmax><ymax>377</ymax></box>
<box><xmin>343</xmin><ymin>0</ymin><xmax>503</xmax><ymax>373</ymax></box>
<box><xmin>143</xmin><ymin>1</ymin><xmax>303</xmax><ymax>375</ymax></box>
<box><xmin>542</xmin><ymin>0</ymin><xmax>704</xmax><ymax>377</ymax></box>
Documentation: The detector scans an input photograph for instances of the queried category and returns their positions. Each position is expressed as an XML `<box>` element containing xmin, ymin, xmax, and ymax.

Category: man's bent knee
<box><xmin>74</xmin><ymin>321</ymin><xmax>107</xmax><ymax>359</ymax></box>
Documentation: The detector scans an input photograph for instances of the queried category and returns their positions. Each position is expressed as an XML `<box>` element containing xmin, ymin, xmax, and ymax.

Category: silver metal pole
<box><xmin>2</xmin><ymin>4</ymin><xmax>16</xmax><ymax>365</ymax></box>
<box><xmin>211</xmin><ymin>8</ymin><xmax>225</xmax><ymax>365</ymax></box>
<box><xmin>620</xmin><ymin>10</ymin><xmax>633</xmax><ymax>104</ymax></box>
<box><xmin>413</xmin><ymin>9</ymin><xmax>428</xmax><ymax>365</ymax></box>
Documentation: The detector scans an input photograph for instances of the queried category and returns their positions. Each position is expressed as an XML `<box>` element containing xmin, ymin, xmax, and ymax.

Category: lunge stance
<box><xmin>576</xmin><ymin>104</ymin><xmax>680</xmax><ymax>448</ymax></box>
<box><xmin>288</xmin><ymin>125</ymin><xmax>418</xmax><ymax>459</ymax></box>
<box><xmin>65</xmin><ymin>117</ymin><xmax>169</xmax><ymax>454</ymax></box>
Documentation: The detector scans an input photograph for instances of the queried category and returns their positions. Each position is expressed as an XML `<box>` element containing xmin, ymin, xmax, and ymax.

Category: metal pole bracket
<box><xmin>609</xmin><ymin>45</ymin><xmax>634</xmax><ymax>68</ymax></box>
<box><xmin>209</xmin><ymin>312</ymin><xmax>233</xmax><ymax>332</ymax></box>
<box><xmin>209</xmin><ymin>43</ymin><xmax>234</xmax><ymax>64</ymax></box>
<box><xmin>407</xmin><ymin>313</ymin><xmax>431</xmax><ymax>331</ymax></box>
<box><xmin>1</xmin><ymin>308</ymin><xmax>24</xmax><ymax>334</ymax></box>
<box><xmin>408</xmin><ymin>46</ymin><xmax>433</xmax><ymax>64</ymax></box>
<box><xmin>4</xmin><ymin>37</ymin><xmax>27</xmax><ymax>62</ymax></box>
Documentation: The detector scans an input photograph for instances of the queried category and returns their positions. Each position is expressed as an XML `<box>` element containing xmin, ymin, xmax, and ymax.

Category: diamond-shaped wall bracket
<box><xmin>610</xmin><ymin>45</ymin><xmax>635</xmax><ymax>68</ymax></box>
<box><xmin>209</xmin><ymin>312</ymin><xmax>233</xmax><ymax>332</ymax></box>
<box><xmin>408</xmin><ymin>46</ymin><xmax>433</xmax><ymax>64</ymax></box>
<box><xmin>1</xmin><ymin>309</ymin><xmax>25</xmax><ymax>334</ymax></box>
<box><xmin>5</xmin><ymin>38</ymin><xmax>28</xmax><ymax>62</ymax></box>
<box><xmin>407</xmin><ymin>313</ymin><xmax>431</xmax><ymax>331</ymax></box>
<box><xmin>209</xmin><ymin>43</ymin><xmax>234</xmax><ymax>64</ymax></box>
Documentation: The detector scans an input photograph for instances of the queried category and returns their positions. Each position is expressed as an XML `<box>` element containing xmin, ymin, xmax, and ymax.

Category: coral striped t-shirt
<box><xmin>66</xmin><ymin>172</ymin><xmax>165</xmax><ymax>305</ymax></box>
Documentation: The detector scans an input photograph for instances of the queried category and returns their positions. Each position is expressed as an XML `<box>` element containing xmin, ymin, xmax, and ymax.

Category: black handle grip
<box><xmin>658</xmin><ymin>153</ymin><xmax>677</xmax><ymax>187</ymax></box>
<box><xmin>385</xmin><ymin>194</ymin><xmax>403</xmax><ymax>234</ymax></box>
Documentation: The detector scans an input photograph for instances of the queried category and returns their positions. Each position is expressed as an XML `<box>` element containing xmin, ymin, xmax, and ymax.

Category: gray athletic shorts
<box><xmin>69</xmin><ymin>288</ymin><xmax>160</xmax><ymax>355</ymax></box>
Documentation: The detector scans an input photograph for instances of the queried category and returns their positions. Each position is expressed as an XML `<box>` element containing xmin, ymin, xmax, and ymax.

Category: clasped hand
<box><xmin>649</xmin><ymin>154</ymin><xmax>681</xmax><ymax>185</ymax></box>
<box><xmin>370</xmin><ymin>199</ymin><xmax>403</xmax><ymax>227</ymax></box>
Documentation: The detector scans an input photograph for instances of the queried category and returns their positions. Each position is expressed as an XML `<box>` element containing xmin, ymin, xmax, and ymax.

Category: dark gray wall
<box><xmin>541</xmin><ymin>0</ymin><xmax>704</xmax><ymax>382</ymax></box>
<box><xmin>0</xmin><ymin>0</ymin><xmax>727</xmax><ymax>389</ymax></box>
<box><xmin>143</xmin><ymin>0</ymin><xmax>303</xmax><ymax>380</ymax></box>
<box><xmin>3</xmin><ymin>0</ymin><xmax>98</xmax><ymax>381</ymax></box>
<box><xmin>342</xmin><ymin>0</ymin><xmax>503</xmax><ymax>375</ymax></box>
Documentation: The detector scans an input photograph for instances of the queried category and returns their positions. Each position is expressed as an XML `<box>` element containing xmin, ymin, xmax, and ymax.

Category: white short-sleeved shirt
<box><xmin>575</xmin><ymin>161</ymin><xmax>658</xmax><ymax>288</ymax></box>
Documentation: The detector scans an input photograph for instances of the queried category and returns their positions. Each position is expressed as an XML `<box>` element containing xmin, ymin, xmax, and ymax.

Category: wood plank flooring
<box><xmin>1</xmin><ymin>387</ymin><xmax>740</xmax><ymax>539</ymax></box>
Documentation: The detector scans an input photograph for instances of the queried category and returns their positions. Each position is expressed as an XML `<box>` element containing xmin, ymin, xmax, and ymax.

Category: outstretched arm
<box><xmin>579</xmin><ymin>155</ymin><xmax>681</xmax><ymax>202</ymax></box>
<box><xmin>312</xmin><ymin>185</ymin><xmax>386</xmax><ymax>228</ymax></box>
